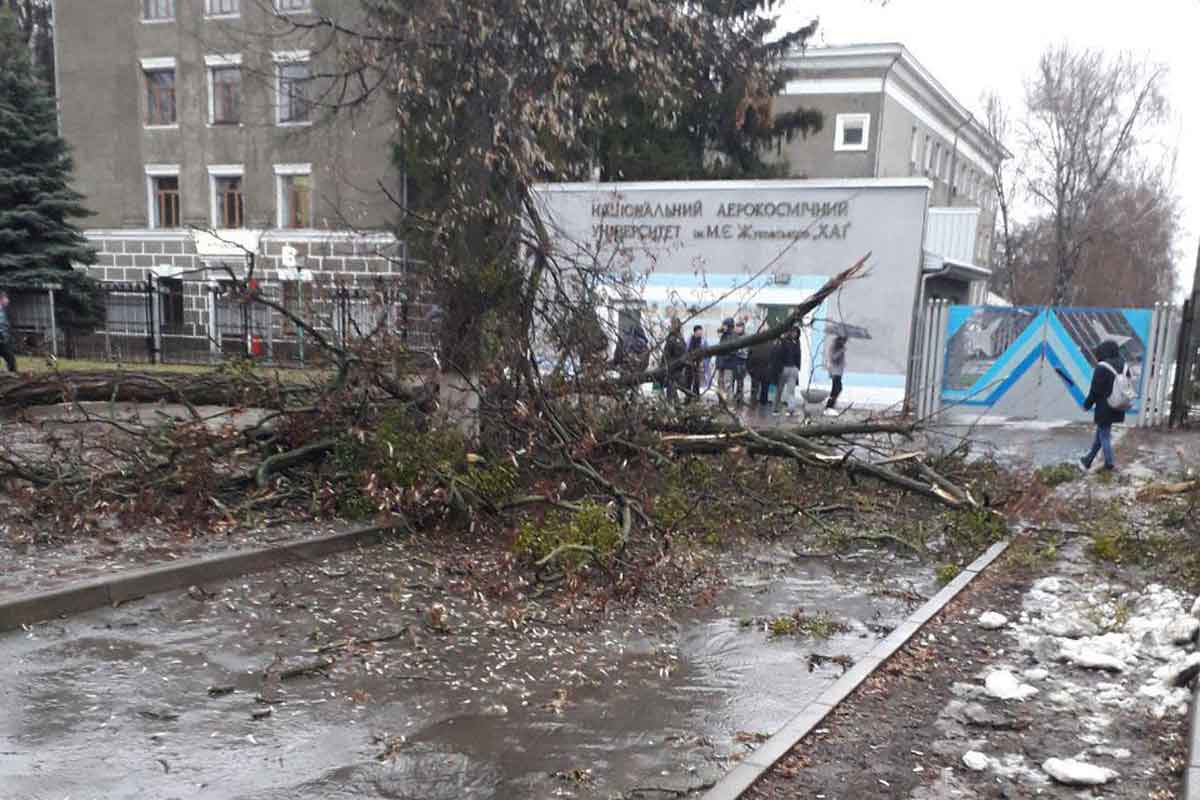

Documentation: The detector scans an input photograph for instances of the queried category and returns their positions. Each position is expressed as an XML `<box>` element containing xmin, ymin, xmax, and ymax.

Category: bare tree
<box><xmin>5</xmin><ymin>0</ymin><xmax>53</xmax><ymax>91</ymax></box>
<box><xmin>1021</xmin><ymin>45</ymin><xmax>1168</xmax><ymax>304</ymax></box>
<box><xmin>982</xmin><ymin>91</ymin><xmax>1021</xmax><ymax>302</ymax></box>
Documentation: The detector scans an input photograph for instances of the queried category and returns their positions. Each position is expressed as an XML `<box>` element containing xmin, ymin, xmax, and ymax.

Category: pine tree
<box><xmin>0</xmin><ymin>7</ymin><xmax>100</xmax><ymax>330</ymax></box>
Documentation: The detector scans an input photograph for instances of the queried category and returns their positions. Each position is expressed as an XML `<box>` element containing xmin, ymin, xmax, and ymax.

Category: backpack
<box><xmin>1100</xmin><ymin>361</ymin><xmax>1136</xmax><ymax>411</ymax></box>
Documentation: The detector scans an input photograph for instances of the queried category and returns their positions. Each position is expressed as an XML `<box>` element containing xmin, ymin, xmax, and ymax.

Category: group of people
<box><xmin>656</xmin><ymin>316</ymin><xmax>847</xmax><ymax>414</ymax></box>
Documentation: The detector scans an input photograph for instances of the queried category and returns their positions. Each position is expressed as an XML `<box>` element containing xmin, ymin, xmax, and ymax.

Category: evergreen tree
<box><xmin>587</xmin><ymin>6</ymin><xmax>823</xmax><ymax>181</ymax></box>
<box><xmin>0</xmin><ymin>8</ymin><xmax>100</xmax><ymax>331</ymax></box>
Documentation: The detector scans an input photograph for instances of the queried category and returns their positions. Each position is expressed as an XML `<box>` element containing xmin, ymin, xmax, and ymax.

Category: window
<box><xmin>214</xmin><ymin>176</ymin><xmax>244</xmax><ymax>228</ymax></box>
<box><xmin>153</xmin><ymin>176</ymin><xmax>180</xmax><ymax>228</ymax></box>
<box><xmin>282</xmin><ymin>175</ymin><xmax>311</xmax><ymax>228</ymax></box>
<box><xmin>833</xmin><ymin>113</ymin><xmax>870</xmax><ymax>152</ymax></box>
<box><xmin>144</xmin><ymin>69</ymin><xmax>176</xmax><ymax>126</ymax></box>
<box><xmin>210</xmin><ymin>65</ymin><xmax>241</xmax><ymax>124</ymax></box>
<box><xmin>275</xmin><ymin>56</ymin><xmax>312</xmax><ymax>124</ymax></box>
<box><xmin>143</xmin><ymin>0</ymin><xmax>174</xmax><ymax>21</ymax></box>
<box><xmin>275</xmin><ymin>0</ymin><xmax>312</xmax><ymax>11</ymax></box>
<box><xmin>206</xmin><ymin>0</ymin><xmax>239</xmax><ymax>15</ymax></box>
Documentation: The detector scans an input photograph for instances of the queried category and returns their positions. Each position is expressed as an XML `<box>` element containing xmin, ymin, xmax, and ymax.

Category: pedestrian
<box><xmin>661</xmin><ymin>318</ymin><xmax>687</xmax><ymax>403</ymax></box>
<box><xmin>747</xmin><ymin>322</ymin><xmax>774</xmax><ymax>409</ymax></box>
<box><xmin>1080</xmin><ymin>339</ymin><xmax>1133</xmax><ymax>472</ymax></box>
<box><xmin>716</xmin><ymin>318</ymin><xmax>740</xmax><ymax>401</ymax></box>
<box><xmin>732</xmin><ymin>320</ymin><xmax>749</xmax><ymax>406</ymax></box>
<box><xmin>0</xmin><ymin>291</ymin><xmax>15</xmax><ymax>373</ymax></box>
<box><xmin>772</xmin><ymin>328</ymin><xmax>802</xmax><ymax>416</ymax></box>
<box><xmin>825</xmin><ymin>333</ymin><xmax>847</xmax><ymax>410</ymax></box>
<box><xmin>686</xmin><ymin>324</ymin><xmax>708</xmax><ymax>400</ymax></box>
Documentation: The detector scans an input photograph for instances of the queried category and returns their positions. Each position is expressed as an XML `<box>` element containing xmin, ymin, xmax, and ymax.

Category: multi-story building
<box><xmin>774</xmin><ymin>43</ymin><xmax>1009</xmax><ymax>275</ymax></box>
<box><xmin>53</xmin><ymin>0</ymin><xmax>407</xmax><ymax>360</ymax></box>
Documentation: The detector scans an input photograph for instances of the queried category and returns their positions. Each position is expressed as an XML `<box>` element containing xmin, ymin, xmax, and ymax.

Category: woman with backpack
<box><xmin>1080</xmin><ymin>339</ymin><xmax>1133</xmax><ymax>472</ymax></box>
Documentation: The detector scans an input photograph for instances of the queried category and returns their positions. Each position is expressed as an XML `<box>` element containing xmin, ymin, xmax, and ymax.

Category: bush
<box><xmin>514</xmin><ymin>501</ymin><xmax>622</xmax><ymax>569</ymax></box>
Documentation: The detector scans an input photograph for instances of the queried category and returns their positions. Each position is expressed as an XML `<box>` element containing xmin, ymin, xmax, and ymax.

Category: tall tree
<box><xmin>330</xmin><ymin>0</ymin><xmax>819</xmax><ymax>377</ymax></box>
<box><xmin>993</xmin><ymin>169</ymin><xmax>1181</xmax><ymax>307</ymax></box>
<box><xmin>589</xmin><ymin>8</ymin><xmax>822</xmax><ymax>181</ymax></box>
<box><xmin>982</xmin><ymin>91</ymin><xmax>1020</xmax><ymax>302</ymax></box>
<box><xmin>5</xmin><ymin>0</ymin><xmax>53</xmax><ymax>93</ymax></box>
<box><xmin>1021</xmin><ymin>44</ymin><xmax>1168</xmax><ymax>304</ymax></box>
<box><xmin>0</xmin><ymin>8</ymin><xmax>99</xmax><ymax>329</ymax></box>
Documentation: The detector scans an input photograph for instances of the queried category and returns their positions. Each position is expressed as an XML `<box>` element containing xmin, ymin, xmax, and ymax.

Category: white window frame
<box><xmin>204</xmin><ymin>0</ymin><xmax>240</xmax><ymax>18</ymax></box>
<box><xmin>141</xmin><ymin>0</ymin><xmax>175</xmax><ymax>23</ymax></box>
<box><xmin>833</xmin><ymin>113</ymin><xmax>870</xmax><ymax>153</ymax></box>
<box><xmin>273</xmin><ymin>51</ymin><xmax>313</xmax><ymax>127</ymax></box>
<box><xmin>141</xmin><ymin>58</ymin><xmax>179</xmax><ymax>130</ymax></box>
<box><xmin>207</xmin><ymin>164</ymin><xmax>245</xmax><ymax>229</ymax></box>
<box><xmin>273</xmin><ymin>163</ymin><xmax>313</xmax><ymax>229</ymax></box>
<box><xmin>145</xmin><ymin>164</ymin><xmax>181</xmax><ymax>230</ymax></box>
<box><xmin>909</xmin><ymin>127</ymin><xmax>920</xmax><ymax>168</ymax></box>
<box><xmin>274</xmin><ymin>0</ymin><xmax>313</xmax><ymax>13</ymax></box>
<box><xmin>204</xmin><ymin>54</ymin><xmax>243</xmax><ymax>126</ymax></box>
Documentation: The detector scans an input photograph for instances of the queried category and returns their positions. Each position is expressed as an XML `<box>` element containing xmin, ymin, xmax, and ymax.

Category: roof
<box><xmin>782</xmin><ymin>43</ymin><xmax>1012</xmax><ymax>167</ymax></box>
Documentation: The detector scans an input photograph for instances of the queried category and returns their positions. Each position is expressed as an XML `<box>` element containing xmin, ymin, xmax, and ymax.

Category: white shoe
<box><xmin>823</xmin><ymin>408</ymin><xmax>839</xmax><ymax>417</ymax></box>
<box><xmin>771</xmin><ymin>410</ymin><xmax>781</xmax><ymax>416</ymax></box>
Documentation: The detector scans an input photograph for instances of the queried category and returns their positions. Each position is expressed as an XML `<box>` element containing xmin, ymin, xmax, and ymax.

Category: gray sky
<box><xmin>779</xmin><ymin>0</ymin><xmax>1200</xmax><ymax>294</ymax></box>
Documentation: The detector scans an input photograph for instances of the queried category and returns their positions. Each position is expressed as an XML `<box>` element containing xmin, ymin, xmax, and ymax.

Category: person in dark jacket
<box><xmin>0</xmin><ymin>291</ymin><xmax>15</xmax><ymax>372</ymax></box>
<box><xmin>771</xmin><ymin>328</ymin><xmax>803</xmax><ymax>415</ymax></box>
<box><xmin>716</xmin><ymin>318</ymin><xmax>744</xmax><ymax>403</ymax></box>
<box><xmin>1080</xmin><ymin>339</ymin><xmax>1126</xmax><ymax>472</ymax></box>
<box><xmin>747</xmin><ymin>322</ymin><xmax>774</xmax><ymax>408</ymax></box>
<box><xmin>661</xmin><ymin>318</ymin><xmax>688</xmax><ymax>403</ymax></box>
<box><xmin>686</xmin><ymin>325</ymin><xmax>708</xmax><ymax>400</ymax></box>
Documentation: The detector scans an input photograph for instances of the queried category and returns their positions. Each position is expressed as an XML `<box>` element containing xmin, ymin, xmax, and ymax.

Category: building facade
<box><xmin>53</xmin><ymin>0</ymin><xmax>409</xmax><ymax>360</ymax></box>
<box><xmin>773</xmin><ymin>43</ymin><xmax>1009</xmax><ymax>268</ymax></box>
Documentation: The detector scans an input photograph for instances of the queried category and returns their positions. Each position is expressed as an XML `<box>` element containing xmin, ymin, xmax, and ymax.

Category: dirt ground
<box><xmin>747</xmin><ymin>546</ymin><xmax>1189</xmax><ymax>799</ymax></box>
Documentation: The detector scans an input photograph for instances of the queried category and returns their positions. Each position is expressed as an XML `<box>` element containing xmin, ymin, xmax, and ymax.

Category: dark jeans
<box><xmin>1083</xmin><ymin>423</ymin><xmax>1115</xmax><ymax>469</ymax></box>
<box><xmin>827</xmin><ymin>375</ymin><xmax>843</xmax><ymax>408</ymax></box>
<box><xmin>750</xmin><ymin>377</ymin><xmax>770</xmax><ymax>406</ymax></box>
<box><xmin>0</xmin><ymin>340</ymin><xmax>15</xmax><ymax>372</ymax></box>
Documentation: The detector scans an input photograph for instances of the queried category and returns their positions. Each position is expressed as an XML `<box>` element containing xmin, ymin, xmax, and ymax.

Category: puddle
<box><xmin>0</xmin><ymin>540</ymin><xmax>936</xmax><ymax>798</ymax></box>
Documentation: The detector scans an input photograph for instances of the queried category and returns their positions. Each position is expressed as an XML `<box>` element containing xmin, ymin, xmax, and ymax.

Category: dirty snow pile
<box><xmin>934</xmin><ymin>567</ymin><xmax>1198</xmax><ymax>792</ymax></box>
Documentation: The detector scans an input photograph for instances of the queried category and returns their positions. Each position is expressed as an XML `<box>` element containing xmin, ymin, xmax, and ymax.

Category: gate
<box><xmin>913</xmin><ymin>302</ymin><xmax>1180</xmax><ymax>425</ymax></box>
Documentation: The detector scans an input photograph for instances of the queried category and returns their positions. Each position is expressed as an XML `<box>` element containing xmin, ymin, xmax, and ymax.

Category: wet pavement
<box><xmin>0</xmin><ymin>537</ymin><xmax>936</xmax><ymax>799</ymax></box>
<box><xmin>925</xmin><ymin>421</ymin><xmax>1122</xmax><ymax>470</ymax></box>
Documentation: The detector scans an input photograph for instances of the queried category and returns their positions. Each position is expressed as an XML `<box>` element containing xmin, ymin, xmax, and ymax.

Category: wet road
<box><xmin>0</xmin><ymin>538</ymin><xmax>935</xmax><ymax>799</ymax></box>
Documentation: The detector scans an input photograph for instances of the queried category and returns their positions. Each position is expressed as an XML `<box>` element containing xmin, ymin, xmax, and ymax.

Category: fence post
<box><xmin>1169</xmin><ymin>298</ymin><xmax>1193</xmax><ymax>427</ymax></box>
<box><xmin>46</xmin><ymin>287</ymin><xmax>58</xmax><ymax>359</ymax></box>
<box><xmin>931</xmin><ymin>301</ymin><xmax>948</xmax><ymax>419</ymax></box>
<box><xmin>1156</xmin><ymin>306</ymin><xmax>1180</xmax><ymax>428</ymax></box>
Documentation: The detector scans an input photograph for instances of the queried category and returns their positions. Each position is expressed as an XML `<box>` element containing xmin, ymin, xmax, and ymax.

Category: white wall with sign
<box><xmin>532</xmin><ymin>178</ymin><xmax>932</xmax><ymax>407</ymax></box>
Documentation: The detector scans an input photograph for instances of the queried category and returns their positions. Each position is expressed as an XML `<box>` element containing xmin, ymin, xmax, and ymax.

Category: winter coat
<box><xmin>1083</xmin><ymin>340</ymin><xmax>1127</xmax><ymax>426</ymax></box>
<box><xmin>771</xmin><ymin>339</ymin><xmax>802</xmax><ymax>373</ymax></box>
<box><xmin>747</xmin><ymin>341</ymin><xmax>774</xmax><ymax>382</ymax></box>
<box><xmin>661</xmin><ymin>332</ymin><xmax>687</xmax><ymax>377</ymax></box>
<box><xmin>0</xmin><ymin>306</ymin><xmax>9</xmax><ymax>343</ymax></box>
<box><xmin>716</xmin><ymin>327</ymin><xmax>738</xmax><ymax>370</ymax></box>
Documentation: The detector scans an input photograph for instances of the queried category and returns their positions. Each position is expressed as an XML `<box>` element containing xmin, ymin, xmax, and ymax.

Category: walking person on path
<box><xmin>1080</xmin><ymin>339</ymin><xmax>1132</xmax><ymax>472</ymax></box>
<box><xmin>772</xmin><ymin>328</ymin><xmax>802</xmax><ymax>416</ymax></box>
<box><xmin>825</xmin><ymin>333</ymin><xmax>847</xmax><ymax>411</ymax></box>
<box><xmin>0</xmin><ymin>291</ymin><xmax>16</xmax><ymax>372</ymax></box>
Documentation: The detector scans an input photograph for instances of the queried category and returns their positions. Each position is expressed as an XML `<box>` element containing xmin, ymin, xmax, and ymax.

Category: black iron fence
<box><xmin>16</xmin><ymin>278</ymin><xmax>435</xmax><ymax>367</ymax></box>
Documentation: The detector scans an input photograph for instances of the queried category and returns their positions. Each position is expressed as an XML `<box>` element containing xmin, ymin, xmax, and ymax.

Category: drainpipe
<box><xmin>873</xmin><ymin>53</ymin><xmax>903</xmax><ymax>179</ymax></box>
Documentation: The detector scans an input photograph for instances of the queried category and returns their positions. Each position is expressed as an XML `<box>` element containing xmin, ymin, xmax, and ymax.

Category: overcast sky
<box><xmin>778</xmin><ymin>0</ymin><xmax>1200</xmax><ymax>295</ymax></box>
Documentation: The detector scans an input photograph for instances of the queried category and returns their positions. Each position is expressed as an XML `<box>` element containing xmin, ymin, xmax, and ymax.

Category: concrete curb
<box><xmin>700</xmin><ymin>539</ymin><xmax>1011</xmax><ymax>800</ymax></box>
<box><xmin>0</xmin><ymin>524</ymin><xmax>401</xmax><ymax>632</ymax></box>
<box><xmin>1185</xmin><ymin>679</ymin><xmax>1200</xmax><ymax>800</ymax></box>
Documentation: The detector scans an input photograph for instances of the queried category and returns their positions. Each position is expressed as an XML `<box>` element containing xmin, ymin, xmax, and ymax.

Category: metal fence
<box><xmin>11</xmin><ymin>278</ymin><xmax>436</xmax><ymax>367</ymax></box>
